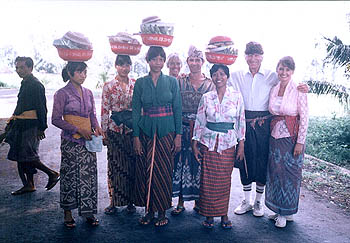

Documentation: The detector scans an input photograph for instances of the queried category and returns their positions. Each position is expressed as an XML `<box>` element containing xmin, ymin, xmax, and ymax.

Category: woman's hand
<box><xmin>133</xmin><ymin>137</ymin><xmax>143</xmax><ymax>156</ymax></box>
<box><xmin>173</xmin><ymin>134</ymin><xmax>182</xmax><ymax>153</ymax></box>
<box><xmin>93</xmin><ymin>126</ymin><xmax>104</xmax><ymax>138</ymax></box>
<box><xmin>236</xmin><ymin>140</ymin><xmax>245</xmax><ymax>161</ymax></box>
<box><xmin>192</xmin><ymin>140</ymin><xmax>202</xmax><ymax>163</ymax></box>
<box><xmin>77</xmin><ymin>128</ymin><xmax>92</xmax><ymax>140</ymax></box>
<box><xmin>297</xmin><ymin>83</ymin><xmax>309</xmax><ymax>93</ymax></box>
<box><xmin>293</xmin><ymin>143</ymin><xmax>304</xmax><ymax>157</ymax></box>
<box><xmin>103</xmin><ymin>137</ymin><xmax>109</xmax><ymax>146</ymax></box>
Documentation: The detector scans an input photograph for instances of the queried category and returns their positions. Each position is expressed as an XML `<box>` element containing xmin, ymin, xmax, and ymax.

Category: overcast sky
<box><xmin>1</xmin><ymin>0</ymin><xmax>350</xmax><ymax>82</ymax></box>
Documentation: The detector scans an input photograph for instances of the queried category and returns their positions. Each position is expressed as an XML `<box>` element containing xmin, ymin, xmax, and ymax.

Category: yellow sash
<box><xmin>63</xmin><ymin>114</ymin><xmax>91</xmax><ymax>139</ymax></box>
<box><xmin>13</xmin><ymin>110</ymin><xmax>38</xmax><ymax>120</ymax></box>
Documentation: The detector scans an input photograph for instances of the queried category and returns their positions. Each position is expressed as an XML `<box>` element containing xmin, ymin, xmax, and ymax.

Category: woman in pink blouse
<box><xmin>192</xmin><ymin>64</ymin><xmax>245</xmax><ymax>229</ymax></box>
<box><xmin>101</xmin><ymin>55</ymin><xmax>136</xmax><ymax>215</ymax></box>
<box><xmin>265</xmin><ymin>56</ymin><xmax>309</xmax><ymax>228</ymax></box>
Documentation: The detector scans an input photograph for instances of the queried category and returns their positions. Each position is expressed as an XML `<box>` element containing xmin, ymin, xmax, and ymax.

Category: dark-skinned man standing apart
<box><xmin>6</xmin><ymin>56</ymin><xmax>60</xmax><ymax>195</ymax></box>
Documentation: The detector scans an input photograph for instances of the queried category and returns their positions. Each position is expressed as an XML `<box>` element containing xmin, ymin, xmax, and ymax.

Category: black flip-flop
<box><xmin>46</xmin><ymin>175</ymin><xmax>60</xmax><ymax>191</ymax></box>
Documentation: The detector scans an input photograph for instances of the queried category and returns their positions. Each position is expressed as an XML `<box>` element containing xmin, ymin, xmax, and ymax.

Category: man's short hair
<box><xmin>15</xmin><ymin>56</ymin><xmax>34</xmax><ymax>69</ymax></box>
<box><xmin>245</xmin><ymin>42</ymin><xmax>264</xmax><ymax>55</ymax></box>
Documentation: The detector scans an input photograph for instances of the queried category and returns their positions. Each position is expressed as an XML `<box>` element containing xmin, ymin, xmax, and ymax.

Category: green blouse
<box><xmin>132</xmin><ymin>72</ymin><xmax>182</xmax><ymax>138</ymax></box>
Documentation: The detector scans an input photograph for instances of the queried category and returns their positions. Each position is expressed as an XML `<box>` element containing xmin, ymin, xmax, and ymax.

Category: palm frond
<box><xmin>306</xmin><ymin>80</ymin><xmax>349</xmax><ymax>108</ymax></box>
<box><xmin>323</xmin><ymin>36</ymin><xmax>350</xmax><ymax>68</ymax></box>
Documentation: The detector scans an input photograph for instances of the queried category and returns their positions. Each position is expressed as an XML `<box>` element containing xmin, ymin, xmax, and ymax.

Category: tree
<box><xmin>306</xmin><ymin>36</ymin><xmax>350</xmax><ymax>110</ymax></box>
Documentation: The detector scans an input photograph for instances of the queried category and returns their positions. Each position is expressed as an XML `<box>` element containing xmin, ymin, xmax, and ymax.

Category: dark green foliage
<box><xmin>306</xmin><ymin>80</ymin><xmax>349</xmax><ymax>106</ymax></box>
<box><xmin>306</xmin><ymin>116</ymin><xmax>350</xmax><ymax>169</ymax></box>
<box><xmin>0</xmin><ymin>81</ymin><xmax>7</xmax><ymax>87</ymax></box>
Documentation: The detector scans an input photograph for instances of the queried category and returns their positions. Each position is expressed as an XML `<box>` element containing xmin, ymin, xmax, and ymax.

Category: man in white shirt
<box><xmin>229</xmin><ymin>42</ymin><xmax>307</xmax><ymax>217</ymax></box>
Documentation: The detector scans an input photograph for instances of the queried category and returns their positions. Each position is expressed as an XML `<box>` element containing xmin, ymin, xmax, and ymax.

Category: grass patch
<box><xmin>306</xmin><ymin>116</ymin><xmax>350</xmax><ymax>169</ymax></box>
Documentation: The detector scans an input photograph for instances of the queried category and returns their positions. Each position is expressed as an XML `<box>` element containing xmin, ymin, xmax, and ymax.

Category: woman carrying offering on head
<box><xmin>52</xmin><ymin>61</ymin><xmax>103</xmax><ymax>228</ymax></box>
<box><xmin>101</xmin><ymin>55</ymin><xmax>136</xmax><ymax>215</ymax></box>
<box><xmin>132</xmin><ymin>46</ymin><xmax>182</xmax><ymax>227</ymax></box>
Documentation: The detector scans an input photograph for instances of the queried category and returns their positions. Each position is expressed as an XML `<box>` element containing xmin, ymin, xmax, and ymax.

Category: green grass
<box><xmin>306</xmin><ymin>116</ymin><xmax>350</xmax><ymax>169</ymax></box>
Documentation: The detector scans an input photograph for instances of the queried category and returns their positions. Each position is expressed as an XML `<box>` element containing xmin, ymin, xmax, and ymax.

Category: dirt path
<box><xmin>1</xmin><ymin>89</ymin><xmax>350</xmax><ymax>243</ymax></box>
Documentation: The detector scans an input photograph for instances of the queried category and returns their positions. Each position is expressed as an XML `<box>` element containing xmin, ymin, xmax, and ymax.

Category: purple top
<box><xmin>51</xmin><ymin>81</ymin><xmax>99</xmax><ymax>145</ymax></box>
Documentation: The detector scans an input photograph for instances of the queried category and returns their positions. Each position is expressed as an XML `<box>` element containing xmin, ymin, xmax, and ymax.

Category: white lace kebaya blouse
<box><xmin>269</xmin><ymin>80</ymin><xmax>309</xmax><ymax>144</ymax></box>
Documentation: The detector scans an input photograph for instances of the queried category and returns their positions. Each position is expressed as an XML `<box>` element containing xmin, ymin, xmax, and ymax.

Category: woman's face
<box><xmin>167</xmin><ymin>57</ymin><xmax>182</xmax><ymax>78</ymax></box>
<box><xmin>148</xmin><ymin>55</ymin><xmax>165</xmax><ymax>73</ymax></box>
<box><xmin>277</xmin><ymin>64</ymin><xmax>294</xmax><ymax>83</ymax></box>
<box><xmin>187</xmin><ymin>57</ymin><xmax>203</xmax><ymax>74</ymax></box>
<box><xmin>70</xmin><ymin>68</ymin><xmax>87</xmax><ymax>86</ymax></box>
<box><xmin>211</xmin><ymin>68</ymin><xmax>228</xmax><ymax>89</ymax></box>
<box><xmin>116</xmin><ymin>63</ymin><xmax>131</xmax><ymax>78</ymax></box>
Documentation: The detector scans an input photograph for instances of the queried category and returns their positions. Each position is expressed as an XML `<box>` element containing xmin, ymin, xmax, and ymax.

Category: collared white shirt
<box><xmin>228</xmin><ymin>66</ymin><xmax>279</xmax><ymax>111</ymax></box>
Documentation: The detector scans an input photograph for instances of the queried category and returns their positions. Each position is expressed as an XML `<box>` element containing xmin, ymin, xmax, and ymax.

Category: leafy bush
<box><xmin>0</xmin><ymin>81</ymin><xmax>7</xmax><ymax>87</ymax></box>
<box><xmin>306</xmin><ymin>116</ymin><xmax>350</xmax><ymax>169</ymax></box>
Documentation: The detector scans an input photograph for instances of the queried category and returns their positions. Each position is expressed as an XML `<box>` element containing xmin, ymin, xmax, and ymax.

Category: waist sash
<box><xmin>206</xmin><ymin>122</ymin><xmax>235</xmax><ymax>133</ymax></box>
<box><xmin>13</xmin><ymin>110</ymin><xmax>38</xmax><ymax>120</ymax></box>
<box><xmin>143</xmin><ymin>104</ymin><xmax>173</xmax><ymax>117</ymax></box>
<box><xmin>270</xmin><ymin>115</ymin><xmax>299</xmax><ymax>142</ymax></box>
<box><xmin>63</xmin><ymin>114</ymin><xmax>91</xmax><ymax>139</ymax></box>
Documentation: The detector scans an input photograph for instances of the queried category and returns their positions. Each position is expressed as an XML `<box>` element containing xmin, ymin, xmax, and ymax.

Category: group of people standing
<box><xmin>5</xmin><ymin>40</ymin><xmax>309</xmax><ymax>230</ymax></box>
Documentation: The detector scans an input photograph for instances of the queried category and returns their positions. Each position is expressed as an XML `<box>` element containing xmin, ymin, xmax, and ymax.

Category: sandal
<box><xmin>139</xmin><ymin>214</ymin><xmax>155</xmax><ymax>226</ymax></box>
<box><xmin>171</xmin><ymin>206</ymin><xmax>185</xmax><ymax>216</ymax></box>
<box><xmin>64</xmin><ymin>218</ymin><xmax>76</xmax><ymax>229</ymax></box>
<box><xmin>104</xmin><ymin>206</ymin><xmax>116</xmax><ymax>215</ymax></box>
<box><xmin>154</xmin><ymin>217</ymin><xmax>169</xmax><ymax>227</ymax></box>
<box><xmin>202</xmin><ymin>219</ymin><xmax>214</xmax><ymax>229</ymax></box>
<box><xmin>86</xmin><ymin>216</ymin><xmax>99</xmax><ymax>226</ymax></box>
<box><xmin>221</xmin><ymin>220</ymin><xmax>232</xmax><ymax>229</ymax></box>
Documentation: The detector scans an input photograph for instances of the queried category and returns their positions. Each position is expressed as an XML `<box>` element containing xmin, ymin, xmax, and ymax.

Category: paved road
<box><xmin>0</xmin><ymin>89</ymin><xmax>350</xmax><ymax>243</ymax></box>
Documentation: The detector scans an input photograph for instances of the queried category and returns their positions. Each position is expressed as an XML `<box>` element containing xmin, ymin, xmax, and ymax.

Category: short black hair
<box><xmin>62</xmin><ymin>61</ymin><xmax>87</xmax><ymax>82</ymax></box>
<box><xmin>210</xmin><ymin>64</ymin><xmax>230</xmax><ymax>79</ymax></box>
<box><xmin>15</xmin><ymin>56</ymin><xmax>34</xmax><ymax>69</ymax></box>
<box><xmin>146</xmin><ymin>46</ymin><xmax>166</xmax><ymax>62</ymax></box>
<box><xmin>115</xmin><ymin>55</ymin><xmax>132</xmax><ymax>66</ymax></box>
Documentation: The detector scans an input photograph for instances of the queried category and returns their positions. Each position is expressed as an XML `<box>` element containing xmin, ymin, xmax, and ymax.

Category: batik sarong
<box><xmin>60</xmin><ymin>138</ymin><xmax>98</xmax><ymax>216</ymax></box>
<box><xmin>134</xmin><ymin>132</ymin><xmax>174</xmax><ymax>212</ymax></box>
<box><xmin>106</xmin><ymin>129</ymin><xmax>135</xmax><ymax>206</ymax></box>
<box><xmin>265</xmin><ymin>136</ymin><xmax>304</xmax><ymax>215</ymax></box>
<box><xmin>172</xmin><ymin>121</ymin><xmax>200</xmax><ymax>200</ymax></box>
<box><xmin>199</xmin><ymin>145</ymin><xmax>235</xmax><ymax>217</ymax></box>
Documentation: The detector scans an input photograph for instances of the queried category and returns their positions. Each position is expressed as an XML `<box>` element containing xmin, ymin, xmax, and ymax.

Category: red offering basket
<box><xmin>140</xmin><ymin>34</ymin><xmax>173</xmax><ymax>47</ymax></box>
<box><xmin>109</xmin><ymin>42</ymin><xmax>142</xmax><ymax>55</ymax></box>
<box><xmin>205</xmin><ymin>52</ymin><xmax>237</xmax><ymax>65</ymax></box>
<box><xmin>56</xmin><ymin>48</ymin><xmax>93</xmax><ymax>62</ymax></box>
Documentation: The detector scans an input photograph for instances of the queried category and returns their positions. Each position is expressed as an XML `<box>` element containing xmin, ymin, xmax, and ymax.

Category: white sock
<box><xmin>255</xmin><ymin>184</ymin><xmax>264</xmax><ymax>202</ymax></box>
<box><xmin>243</xmin><ymin>184</ymin><xmax>252</xmax><ymax>203</ymax></box>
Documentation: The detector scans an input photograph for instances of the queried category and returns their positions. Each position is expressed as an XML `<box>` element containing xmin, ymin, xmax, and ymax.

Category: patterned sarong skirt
<box><xmin>106</xmin><ymin>130</ymin><xmax>135</xmax><ymax>206</ymax></box>
<box><xmin>199</xmin><ymin>145</ymin><xmax>235</xmax><ymax>217</ymax></box>
<box><xmin>172</xmin><ymin>121</ymin><xmax>200</xmax><ymax>201</ymax></box>
<box><xmin>60</xmin><ymin>138</ymin><xmax>98</xmax><ymax>216</ymax></box>
<box><xmin>265</xmin><ymin>136</ymin><xmax>304</xmax><ymax>216</ymax></box>
<box><xmin>134</xmin><ymin>132</ymin><xmax>175</xmax><ymax>212</ymax></box>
